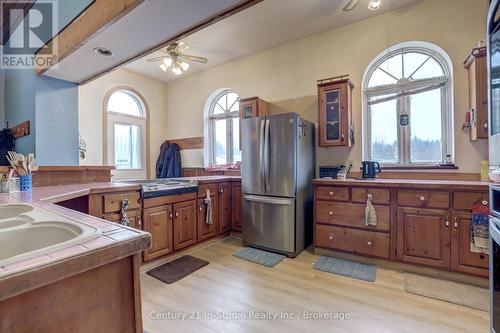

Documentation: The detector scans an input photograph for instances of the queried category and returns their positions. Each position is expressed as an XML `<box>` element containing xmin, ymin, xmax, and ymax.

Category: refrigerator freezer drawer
<box><xmin>242</xmin><ymin>195</ymin><xmax>296</xmax><ymax>254</ymax></box>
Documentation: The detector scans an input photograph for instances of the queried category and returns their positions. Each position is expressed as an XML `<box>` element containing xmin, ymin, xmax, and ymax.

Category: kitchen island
<box><xmin>0</xmin><ymin>183</ymin><xmax>151</xmax><ymax>333</ymax></box>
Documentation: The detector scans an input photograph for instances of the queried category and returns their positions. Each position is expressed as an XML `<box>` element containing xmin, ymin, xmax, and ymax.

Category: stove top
<box><xmin>121</xmin><ymin>178</ymin><xmax>198</xmax><ymax>198</ymax></box>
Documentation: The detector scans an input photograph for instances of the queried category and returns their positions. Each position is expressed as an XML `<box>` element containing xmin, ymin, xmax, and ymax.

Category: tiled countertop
<box><xmin>313</xmin><ymin>177</ymin><xmax>492</xmax><ymax>190</ymax></box>
<box><xmin>0</xmin><ymin>182</ymin><xmax>151</xmax><ymax>300</ymax></box>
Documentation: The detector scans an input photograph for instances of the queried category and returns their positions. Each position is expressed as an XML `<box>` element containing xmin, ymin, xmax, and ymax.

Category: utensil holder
<box><xmin>9</xmin><ymin>177</ymin><xmax>20</xmax><ymax>193</ymax></box>
<box><xmin>20</xmin><ymin>175</ymin><xmax>32</xmax><ymax>192</ymax></box>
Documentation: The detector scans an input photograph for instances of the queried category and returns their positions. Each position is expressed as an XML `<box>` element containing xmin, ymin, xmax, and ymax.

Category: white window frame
<box><xmin>361</xmin><ymin>41</ymin><xmax>454</xmax><ymax>166</ymax></box>
<box><xmin>104</xmin><ymin>88</ymin><xmax>149</xmax><ymax>180</ymax></box>
<box><xmin>203</xmin><ymin>88</ymin><xmax>240</xmax><ymax>167</ymax></box>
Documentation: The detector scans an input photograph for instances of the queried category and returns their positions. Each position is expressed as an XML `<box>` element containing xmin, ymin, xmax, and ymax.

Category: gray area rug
<box><xmin>313</xmin><ymin>256</ymin><xmax>377</xmax><ymax>282</ymax></box>
<box><xmin>404</xmin><ymin>273</ymin><xmax>488</xmax><ymax>312</ymax></box>
<box><xmin>234</xmin><ymin>247</ymin><xmax>286</xmax><ymax>267</ymax></box>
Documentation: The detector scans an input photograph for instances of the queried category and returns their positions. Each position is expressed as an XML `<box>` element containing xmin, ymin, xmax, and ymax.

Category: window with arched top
<box><xmin>204</xmin><ymin>89</ymin><xmax>241</xmax><ymax>166</ymax></box>
<box><xmin>105</xmin><ymin>88</ymin><xmax>148</xmax><ymax>180</ymax></box>
<box><xmin>362</xmin><ymin>41</ymin><xmax>453</xmax><ymax>166</ymax></box>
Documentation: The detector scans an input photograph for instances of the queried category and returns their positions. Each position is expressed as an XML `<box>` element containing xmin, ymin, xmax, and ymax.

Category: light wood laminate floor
<box><xmin>141</xmin><ymin>237</ymin><xmax>489</xmax><ymax>333</ymax></box>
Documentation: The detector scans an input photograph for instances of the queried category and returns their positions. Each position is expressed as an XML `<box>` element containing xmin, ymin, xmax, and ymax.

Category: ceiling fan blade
<box><xmin>167</xmin><ymin>41</ymin><xmax>190</xmax><ymax>53</ymax></box>
<box><xmin>146</xmin><ymin>55</ymin><xmax>168</xmax><ymax>63</ymax></box>
<box><xmin>183</xmin><ymin>54</ymin><xmax>208</xmax><ymax>64</ymax></box>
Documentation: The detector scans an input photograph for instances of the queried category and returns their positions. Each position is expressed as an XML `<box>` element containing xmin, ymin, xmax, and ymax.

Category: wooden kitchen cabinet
<box><xmin>451</xmin><ymin>212</ymin><xmax>489</xmax><ymax>277</ymax></box>
<box><xmin>143</xmin><ymin>205</ymin><xmax>173</xmax><ymax>261</ymax></box>
<box><xmin>464</xmin><ymin>46</ymin><xmax>488</xmax><ymax>140</ymax></box>
<box><xmin>218</xmin><ymin>182</ymin><xmax>232</xmax><ymax>234</ymax></box>
<box><xmin>397</xmin><ymin>207</ymin><xmax>451</xmax><ymax>269</ymax></box>
<box><xmin>232</xmin><ymin>182</ymin><xmax>242</xmax><ymax>232</ymax></box>
<box><xmin>173</xmin><ymin>200</ymin><xmax>197</xmax><ymax>251</ymax></box>
<box><xmin>103</xmin><ymin>209</ymin><xmax>142</xmax><ymax>229</ymax></box>
<box><xmin>317</xmin><ymin>78</ymin><xmax>354</xmax><ymax>147</ymax></box>
<box><xmin>197</xmin><ymin>197</ymin><xmax>218</xmax><ymax>242</ymax></box>
<box><xmin>239</xmin><ymin>97</ymin><xmax>269</xmax><ymax>148</ymax></box>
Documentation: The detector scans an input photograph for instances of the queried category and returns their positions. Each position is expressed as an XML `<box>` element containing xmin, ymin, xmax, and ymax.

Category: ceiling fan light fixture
<box><xmin>159</xmin><ymin>64</ymin><xmax>168</xmax><ymax>72</ymax></box>
<box><xmin>368</xmin><ymin>0</ymin><xmax>381</xmax><ymax>11</ymax></box>
<box><xmin>172</xmin><ymin>66</ymin><xmax>183</xmax><ymax>76</ymax></box>
<box><xmin>179</xmin><ymin>61</ymin><xmax>189</xmax><ymax>72</ymax></box>
<box><xmin>163</xmin><ymin>56</ymin><xmax>173</xmax><ymax>67</ymax></box>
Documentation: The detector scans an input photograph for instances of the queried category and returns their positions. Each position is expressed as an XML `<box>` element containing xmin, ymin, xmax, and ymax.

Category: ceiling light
<box><xmin>342</xmin><ymin>0</ymin><xmax>359</xmax><ymax>11</ymax></box>
<box><xmin>163</xmin><ymin>56</ymin><xmax>173</xmax><ymax>67</ymax></box>
<box><xmin>93</xmin><ymin>47</ymin><xmax>113</xmax><ymax>57</ymax></box>
<box><xmin>179</xmin><ymin>61</ymin><xmax>189</xmax><ymax>72</ymax></box>
<box><xmin>172</xmin><ymin>66</ymin><xmax>183</xmax><ymax>76</ymax></box>
<box><xmin>159</xmin><ymin>64</ymin><xmax>168</xmax><ymax>72</ymax></box>
<box><xmin>368</xmin><ymin>0</ymin><xmax>381</xmax><ymax>11</ymax></box>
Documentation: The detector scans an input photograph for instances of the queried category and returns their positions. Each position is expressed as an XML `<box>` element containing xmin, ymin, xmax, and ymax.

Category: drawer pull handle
<box><xmin>367</xmin><ymin>241</ymin><xmax>373</xmax><ymax>246</ymax></box>
<box><xmin>175</xmin><ymin>212</ymin><xmax>179</xmax><ymax>217</ymax></box>
<box><xmin>419</xmin><ymin>196</ymin><xmax>425</xmax><ymax>201</ymax></box>
<box><xmin>199</xmin><ymin>206</ymin><xmax>202</xmax><ymax>211</ymax></box>
<box><xmin>169</xmin><ymin>213</ymin><xmax>173</xmax><ymax>218</ymax></box>
<box><xmin>329</xmin><ymin>191</ymin><xmax>334</xmax><ymax>196</ymax></box>
<box><xmin>453</xmin><ymin>222</ymin><xmax>458</xmax><ymax>229</ymax></box>
<box><xmin>482</xmin><ymin>200</ymin><xmax>489</xmax><ymax>206</ymax></box>
<box><xmin>328</xmin><ymin>235</ymin><xmax>334</xmax><ymax>241</ymax></box>
<box><xmin>328</xmin><ymin>211</ymin><xmax>334</xmax><ymax>216</ymax></box>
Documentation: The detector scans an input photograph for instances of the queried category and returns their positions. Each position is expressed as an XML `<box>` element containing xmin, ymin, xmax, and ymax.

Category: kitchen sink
<box><xmin>0</xmin><ymin>204</ymin><xmax>102</xmax><ymax>267</ymax></box>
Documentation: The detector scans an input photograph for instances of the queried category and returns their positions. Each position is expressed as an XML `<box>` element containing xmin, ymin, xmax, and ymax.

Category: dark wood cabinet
<box><xmin>173</xmin><ymin>200</ymin><xmax>197</xmax><ymax>251</ymax></box>
<box><xmin>451</xmin><ymin>212</ymin><xmax>489</xmax><ymax>277</ymax></box>
<box><xmin>231</xmin><ymin>182</ymin><xmax>242</xmax><ymax>232</ymax></box>
<box><xmin>218</xmin><ymin>182</ymin><xmax>232</xmax><ymax>234</ymax></box>
<box><xmin>143</xmin><ymin>205</ymin><xmax>173</xmax><ymax>261</ymax></box>
<box><xmin>197</xmin><ymin>197</ymin><xmax>218</xmax><ymax>242</ymax></box>
<box><xmin>103</xmin><ymin>209</ymin><xmax>142</xmax><ymax>229</ymax></box>
<box><xmin>317</xmin><ymin>79</ymin><xmax>353</xmax><ymax>147</ymax></box>
<box><xmin>397</xmin><ymin>207</ymin><xmax>451</xmax><ymax>269</ymax></box>
<box><xmin>464</xmin><ymin>46</ymin><xmax>488</xmax><ymax>140</ymax></box>
<box><xmin>239</xmin><ymin>97</ymin><xmax>269</xmax><ymax>148</ymax></box>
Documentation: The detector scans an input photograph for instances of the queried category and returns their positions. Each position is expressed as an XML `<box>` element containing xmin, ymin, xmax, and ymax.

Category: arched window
<box><xmin>204</xmin><ymin>89</ymin><xmax>240</xmax><ymax>166</ymax></box>
<box><xmin>362</xmin><ymin>41</ymin><xmax>453</xmax><ymax>165</ymax></box>
<box><xmin>105</xmin><ymin>88</ymin><xmax>148</xmax><ymax>179</ymax></box>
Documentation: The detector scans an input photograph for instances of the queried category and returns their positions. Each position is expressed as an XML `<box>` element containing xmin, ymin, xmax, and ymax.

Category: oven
<box><xmin>491</xmin><ymin>185</ymin><xmax>500</xmax><ymax>332</ymax></box>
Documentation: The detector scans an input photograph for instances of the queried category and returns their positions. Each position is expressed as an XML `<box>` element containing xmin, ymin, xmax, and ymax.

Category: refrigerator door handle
<box><xmin>243</xmin><ymin>195</ymin><xmax>293</xmax><ymax>206</ymax></box>
<box><xmin>264</xmin><ymin>118</ymin><xmax>270</xmax><ymax>192</ymax></box>
<box><xmin>259</xmin><ymin>119</ymin><xmax>266</xmax><ymax>189</ymax></box>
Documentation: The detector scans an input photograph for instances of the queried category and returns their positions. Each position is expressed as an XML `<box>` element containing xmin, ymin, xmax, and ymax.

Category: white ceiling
<box><xmin>125</xmin><ymin>0</ymin><xmax>423</xmax><ymax>83</ymax></box>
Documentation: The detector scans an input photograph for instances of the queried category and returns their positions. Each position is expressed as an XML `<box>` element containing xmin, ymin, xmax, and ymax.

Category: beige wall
<box><xmin>78</xmin><ymin>69</ymin><xmax>166</xmax><ymax>178</ymax></box>
<box><xmin>164</xmin><ymin>0</ymin><xmax>489</xmax><ymax>173</ymax></box>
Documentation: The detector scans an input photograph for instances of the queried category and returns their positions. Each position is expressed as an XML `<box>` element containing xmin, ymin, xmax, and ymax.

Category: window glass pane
<box><xmin>213</xmin><ymin>103</ymin><xmax>225</xmax><ymax>115</ymax></box>
<box><xmin>232</xmin><ymin>118</ymin><xmax>241</xmax><ymax>163</ymax></box>
<box><xmin>379</xmin><ymin>54</ymin><xmax>403</xmax><ymax>80</ymax></box>
<box><xmin>403</xmin><ymin>52</ymin><xmax>429</xmax><ymax>78</ymax></box>
<box><xmin>410</xmin><ymin>58</ymin><xmax>444</xmax><ymax>80</ymax></box>
<box><xmin>114</xmin><ymin>124</ymin><xmax>141</xmax><ymax>169</ymax></box>
<box><xmin>214</xmin><ymin>119</ymin><xmax>227</xmax><ymax>165</ymax></box>
<box><xmin>227</xmin><ymin>92</ymin><xmax>239</xmax><ymax>112</ymax></box>
<box><xmin>216</xmin><ymin>94</ymin><xmax>227</xmax><ymax>111</ymax></box>
<box><xmin>410</xmin><ymin>89</ymin><xmax>443</xmax><ymax>162</ymax></box>
<box><xmin>368</xmin><ymin>68</ymin><xmax>398</xmax><ymax>87</ymax></box>
<box><xmin>370</xmin><ymin>99</ymin><xmax>398</xmax><ymax>163</ymax></box>
<box><xmin>108</xmin><ymin>91</ymin><xmax>143</xmax><ymax>117</ymax></box>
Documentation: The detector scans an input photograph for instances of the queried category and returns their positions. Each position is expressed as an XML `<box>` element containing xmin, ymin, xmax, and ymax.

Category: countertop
<box><xmin>0</xmin><ymin>182</ymin><xmax>150</xmax><ymax>301</ymax></box>
<box><xmin>183</xmin><ymin>175</ymin><xmax>242</xmax><ymax>183</ymax></box>
<box><xmin>313</xmin><ymin>177</ymin><xmax>493</xmax><ymax>190</ymax></box>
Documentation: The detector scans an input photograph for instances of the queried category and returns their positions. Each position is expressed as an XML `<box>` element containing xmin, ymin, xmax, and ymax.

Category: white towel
<box><xmin>204</xmin><ymin>189</ymin><xmax>213</xmax><ymax>225</ymax></box>
<box><xmin>364</xmin><ymin>194</ymin><xmax>377</xmax><ymax>227</ymax></box>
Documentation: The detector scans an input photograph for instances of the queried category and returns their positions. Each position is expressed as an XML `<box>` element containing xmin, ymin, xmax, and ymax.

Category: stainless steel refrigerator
<box><xmin>241</xmin><ymin>113</ymin><xmax>315</xmax><ymax>257</ymax></box>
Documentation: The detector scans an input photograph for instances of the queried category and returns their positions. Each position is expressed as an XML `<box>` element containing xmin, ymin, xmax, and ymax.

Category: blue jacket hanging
<box><xmin>156</xmin><ymin>142</ymin><xmax>182</xmax><ymax>178</ymax></box>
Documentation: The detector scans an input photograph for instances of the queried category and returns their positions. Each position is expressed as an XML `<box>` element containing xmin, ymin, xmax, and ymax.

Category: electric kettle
<box><xmin>362</xmin><ymin>161</ymin><xmax>381</xmax><ymax>178</ymax></box>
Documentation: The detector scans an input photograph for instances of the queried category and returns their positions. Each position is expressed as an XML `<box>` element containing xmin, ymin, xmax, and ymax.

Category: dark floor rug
<box><xmin>147</xmin><ymin>255</ymin><xmax>209</xmax><ymax>284</ymax></box>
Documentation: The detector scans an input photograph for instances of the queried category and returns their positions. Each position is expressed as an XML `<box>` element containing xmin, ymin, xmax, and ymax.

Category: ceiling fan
<box><xmin>147</xmin><ymin>41</ymin><xmax>208</xmax><ymax>76</ymax></box>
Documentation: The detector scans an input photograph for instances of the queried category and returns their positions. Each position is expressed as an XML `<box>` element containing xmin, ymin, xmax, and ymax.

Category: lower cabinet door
<box><xmin>315</xmin><ymin>224</ymin><xmax>390</xmax><ymax>258</ymax></box>
<box><xmin>102</xmin><ymin>209</ymin><xmax>142</xmax><ymax>229</ymax></box>
<box><xmin>232</xmin><ymin>183</ymin><xmax>242</xmax><ymax>232</ymax></box>
<box><xmin>197</xmin><ymin>197</ymin><xmax>218</xmax><ymax>242</ymax></box>
<box><xmin>173</xmin><ymin>200</ymin><xmax>197</xmax><ymax>251</ymax></box>
<box><xmin>143</xmin><ymin>205</ymin><xmax>173</xmax><ymax>261</ymax></box>
<box><xmin>397</xmin><ymin>207</ymin><xmax>451</xmax><ymax>268</ymax></box>
<box><xmin>451</xmin><ymin>212</ymin><xmax>489</xmax><ymax>277</ymax></box>
<box><xmin>218</xmin><ymin>182</ymin><xmax>232</xmax><ymax>234</ymax></box>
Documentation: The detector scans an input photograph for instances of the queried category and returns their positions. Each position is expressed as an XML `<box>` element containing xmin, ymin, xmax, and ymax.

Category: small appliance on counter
<box><xmin>319</xmin><ymin>165</ymin><xmax>341</xmax><ymax>179</ymax></box>
<box><xmin>361</xmin><ymin>161</ymin><xmax>381</xmax><ymax>179</ymax></box>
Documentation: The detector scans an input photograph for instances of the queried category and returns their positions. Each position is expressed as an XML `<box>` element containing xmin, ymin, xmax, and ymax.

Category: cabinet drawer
<box><xmin>398</xmin><ymin>190</ymin><xmax>449</xmax><ymax>209</ymax></box>
<box><xmin>315</xmin><ymin>201</ymin><xmax>390</xmax><ymax>231</ymax></box>
<box><xmin>352</xmin><ymin>188</ymin><xmax>390</xmax><ymax>205</ymax></box>
<box><xmin>103</xmin><ymin>192</ymin><xmax>141</xmax><ymax>213</ymax></box>
<box><xmin>453</xmin><ymin>192</ymin><xmax>489</xmax><ymax>210</ymax></box>
<box><xmin>315</xmin><ymin>186</ymin><xmax>348</xmax><ymax>201</ymax></box>
<box><xmin>315</xmin><ymin>224</ymin><xmax>389</xmax><ymax>258</ymax></box>
<box><xmin>198</xmin><ymin>183</ymin><xmax>218</xmax><ymax>197</ymax></box>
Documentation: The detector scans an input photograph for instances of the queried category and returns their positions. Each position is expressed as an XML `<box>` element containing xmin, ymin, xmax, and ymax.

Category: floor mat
<box><xmin>146</xmin><ymin>255</ymin><xmax>209</xmax><ymax>284</ymax></box>
<box><xmin>313</xmin><ymin>256</ymin><xmax>376</xmax><ymax>282</ymax></box>
<box><xmin>404</xmin><ymin>273</ymin><xmax>488</xmax><ymax>312</ymax></box>
<box><xmin>234</xmin><ymin>247</ymin><xmax>285</xmax><ymax>267</ymax></box>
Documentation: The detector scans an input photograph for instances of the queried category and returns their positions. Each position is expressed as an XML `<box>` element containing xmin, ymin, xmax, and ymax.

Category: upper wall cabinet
<box><xmin>239</xmin><ymin>96</ymin><xmax>269</xmax><ymax>148</ymax></box>
<box><xmin>464</xmin><ymin>46</ymin><xmax>488</xmax><ymax>141</ymax></box>
<box><xmin>34</xmin><ymin>0</ymin><xmax>260</xmax><ymax>84</ymax></box>
<box><xmin>317</xmin><ymin>78</ymin><xmax>354</xmax><ymax>147</ymax></box>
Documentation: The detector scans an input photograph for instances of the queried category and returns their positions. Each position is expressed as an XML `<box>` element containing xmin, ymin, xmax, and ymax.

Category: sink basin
<box><xmin>0</xmin><ymin>204</ymin><xmax>102</xmax><ymax>268</ymax></box>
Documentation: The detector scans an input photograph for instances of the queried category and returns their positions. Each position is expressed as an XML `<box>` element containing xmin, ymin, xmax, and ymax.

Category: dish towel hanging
<box><xmin>120</xmin><ymin>199</ymin><xmax>130</xmax><ymax>227</ymax></box>
<box><xmin>470</xmin><ymin>202</ymin><xmax>490</xmax><ymax>254</ymax></box>
<box><xmin>204</xmin><ymin>189</ymin><xmax>213</xmax><ymax>225</ymax></box>
<box><xmin>364</xmin><ymin>194</ymin><xmax>377</xmax><ymax>227</ymax></box>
